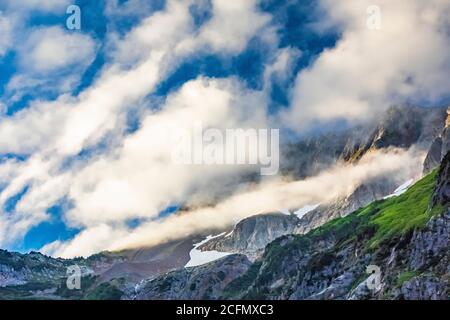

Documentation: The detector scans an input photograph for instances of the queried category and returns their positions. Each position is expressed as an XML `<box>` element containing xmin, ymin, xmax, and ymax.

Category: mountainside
<box><xmin>424</xmin><ymin>108</ymin><xmax>450</xmax><ymax>174</ymax></box>
<box><xmin>283</xmin><ymin>105</ymin><xmax>447</xmax><ymax>236</ymax></box>
<box><xmin>1</xmin><ymin>157</ymin><xmax>448</xmax><ymax>300</ymax></box>
<box><xmin>134</xmin><ymin>254</ymin><xmax>252</xmax><ymax>300</ymax></box>
<box><xmin>0</xmin><ymin>105</ymin><xmax>449</xmax><ymax>300</ymax></box>
<box><xmin>204</xmin><ymin>105</ymin><xmax>448</xmax><ymax>258</ymax></box>
<box><xmin>198</xmin><ymin>213</ymin><xmax>300</xmax><ymax>260</ymax></box>
<box><xmin>221</xmin><ymin>168</ymin><xmax>448</xmax><ymax>300</ymax></box>
<box><xmin>282</xmin><ymin>105</ymin><xmax>446</xmax><ymax>178</ymax></box>
<box><xmin>294</xmin><ymin>176</ymin><xmax>398</xmax><ymax>235</ymax></box>
<box><xmin>0</xmin><ymin>236</ymin><xmax>205</xmax><ymax>299</ymax></box>
<box><xmin>136</xmin><ymin>156</ymin><xmax>449</xmax><ymax>300</ymax></box>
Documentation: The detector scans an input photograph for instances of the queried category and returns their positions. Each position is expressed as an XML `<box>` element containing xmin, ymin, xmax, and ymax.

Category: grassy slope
<box><xmin>224</xmin><ymin>169</ymin><xmax>443</xmax><ymax>298</ymax></box>
<box><xmin>369</xmin><ymin>169</ymin><xmax>440</xmax><ymax>246</ymax></box>
<box><xmin>311</xmin><ymin>168</ymin><xmax>440</xmax><ymax>249</ymax></box>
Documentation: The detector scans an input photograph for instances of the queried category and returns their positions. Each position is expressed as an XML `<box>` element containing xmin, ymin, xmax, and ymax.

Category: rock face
<box><xmin>199</xmin><ymin>213</ymin><xmax>300</xmax><ymax>259</ymax></box>
<box><xmin>95</xmin><ymin>237</ymin><xmax>198</xmax><ymax>283</ymax></box>
<box><xmin>423</xmin><ymin>137</ymin><xmax>443</xmax><ymax>174</ymax></box>
<box><xmin>283</xmin><ymin>105</ymin><xmax>446</xmax><ymax>178</ymax></box>
<box><xmin>408</xmin><ymin>213</ymin><xmax>449</xmax><ymax>275</ymax></box>
<box><xmin>133</xmin><ymin>254</ymin><xmax>251</xmax><ymax>300</ymax></box>
<box><xmin>295</xmin><ymin>176</ymin><xmax>398</xmax><ymax>235</ymax></box>
<box><xmin>216</xmin><ymin>160</ymin><xmax>449</xmax><ymax>300</ymax></box>
<box><xmin>135</xmin><ymin>204</ymin><xmax>446</xmax><ymax>301</ymax></box>
<box><xmin>0</xmin><ymin>250</ymin><xmax>124</xmax><ymax>299</ymax></box>
<box><xmin>0</xmin><ymin>264</ymin><xmax>27</xmax><ymax>287</ymax></box>
<box><xmin>0</xmin><ymin>237</ymin><xmax>203</xmax><ymax>299</ymax></box>
<box><xmin>140</xmin><ymin>160</ymin><xmax>447</xmax><ymax>301</ymax></box>
<box><xmin>366</xmin><ymin>105</ymin><xmax>444</xmax><ymax>150</ymax></box>
<box><xmin>287</xmin><ymin>105</ymin><xmax>446</xmax><ymax>235</ymax></box>
<box><xmin>423</xmin><ymin>107</ymin><xmax>450</xmax><ymax>174</ymax></box>
<box><xmin>400</xmin><ymin>275</ymin><xmax>448</xmax><ymax>300</ymax></box>
<box><xmin>431</xmin><ymin>151</ymin><xmax>450</xmax><ymax>207</ymax></box>
<box><xmin>0</xmin><ymin>250</ymin><xmax>69</xmax><ymax>288</ymax></box>
<box><xmin>218</xmin><ymin>212</ymin><xmax>449</xmax><ymax>300</ymax></box>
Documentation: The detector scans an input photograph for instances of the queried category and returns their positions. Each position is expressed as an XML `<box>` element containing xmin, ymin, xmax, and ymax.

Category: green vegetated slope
<box><xmin>286</xmin><ymin>168</ymin><xmax>439</xmax><ymax>261</ymax></box>
<box><xmin>312</xmin><ymin>168</ymin><xmax>440</xmax><ymax>249</ymax></box>
<box><xmin>224</xmin><ymin>168</ymin><xmax>446</xmax><ymax>299</ymax></box>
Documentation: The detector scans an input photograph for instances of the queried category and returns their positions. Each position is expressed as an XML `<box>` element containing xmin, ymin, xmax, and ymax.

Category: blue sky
<box><xmin>0</xmin><ymin>1</ymin><xmax>337</xmax><ymax>122</ymax></box>
<box><xmin>0</xmin><ymin>0</ymin><xmax>336</xmax><ymax>253</ymax></box>
<box><xmin>0</xmin><ymin>0</ymin><xmax>448</xmax><ymax>256</ymax></box>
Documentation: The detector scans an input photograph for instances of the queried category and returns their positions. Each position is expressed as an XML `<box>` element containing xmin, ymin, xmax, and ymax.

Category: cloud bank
<box><xmin>43</xmin><ymin>148</ymin><xmax>424</xmax><ymax>257</ymax></box>
<box><xmin>282</xmin><ymin>0</ymin><xmax>450</xmax><ymax>131</ymax></box>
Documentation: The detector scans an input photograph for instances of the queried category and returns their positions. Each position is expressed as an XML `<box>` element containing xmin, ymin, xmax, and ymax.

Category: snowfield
<box><xmin>294</xmin><ymin>204</ymin><xmax>320</xmax><ymax>219</ymax></box>
<box><xmin>185</xmin><ymin>233</ymin><xmax>232</xmax><ymax>268</ymax></box>
<box><xmin>383</xmin><ymin>179</ymin><xmax>414</xmax><ymax>199</ymax></box>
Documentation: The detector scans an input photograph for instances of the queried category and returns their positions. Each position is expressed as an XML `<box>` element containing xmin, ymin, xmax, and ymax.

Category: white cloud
<box><xmin>0</xmin><ymin>98</ymin><xmax>70</xmax><ymax>154</ymax></box>
<box><xmin>281</xmin><ymin>0</ymin><xmax>450</xmax><ymax>131</ymax></box>
<box><xmin>0</xmin><ymin>0</ymin><xmax>75</xmax><ymax>66</ymax></box>
<box><xmin>111</xmin><ymin>0</ymin><xmax>193</xmax><ymax>65</ymax></box>
<box><xmin>113</xmin><ymin>0</ymin><xmax>272</xmax><ymax>65</ymax></box>
<box><xmin>3</xmin><ymin>27</ymin><xmax>97</xmax><ymax>103</ymax></box>
<box><xmin>41</xmin><ymin>224</ymin><xmax>130</xmax><ymax>258</ymax></box>
<box><xmin>20</xmin><ymin>27</ymin><xmax>96</xmax><ymax>73</ymax></box>
<box><xmin>263</xmin><ymin>47</ymin><xmax>301</xmax><ymax>91</ymax></box>
<box><xmin>176</xmin><ymin>0</ymin><xmax>272</xmax><ymax>55</ymax></box>
<box><xmin>44</xmin><ymin>148</ymin><xmax>424</xmax><ymax>258</ymax></box>
<box><xmin>0</xmin><ymin>0</ymin><xmax>274</xmax><ymax>250</ymax></box>
<box><xmin>64</xmin><ymin>77</ymin><xmax>268</xmax><ymax>227</ymax></box>
<box><xmin>0</xmin><ymin>76</ymin><xmax>269</xmax><ymax>250</ymax></box>
<box><xmin>0</xmin><ymin>13</ymin><xmax>14</xmax><ymax>57</ymax></box>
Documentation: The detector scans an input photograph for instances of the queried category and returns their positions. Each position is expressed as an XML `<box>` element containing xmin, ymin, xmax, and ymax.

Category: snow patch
<box><xmin>224</xmin><ymin>230</ymin><xmax>234</xmax><ymax>238</ymax></box>
<box><xmin>278</xmin><ymin>208</ymin><xmax>291</xmax><ymax>215</ymax></box>
<box><xmin>383</xmin><ymin>179</ymin><xmax>414</xmax><ymax>199</ymax></box>
<box><xmin>294</xmin><ymin>204</ymin><xmax>320</xmax><ymax>219</ymax></box>
<box><xmin>185</xmin><ymin>233</ymin><xmax>232</xmax><ymax>268</ymax></box>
